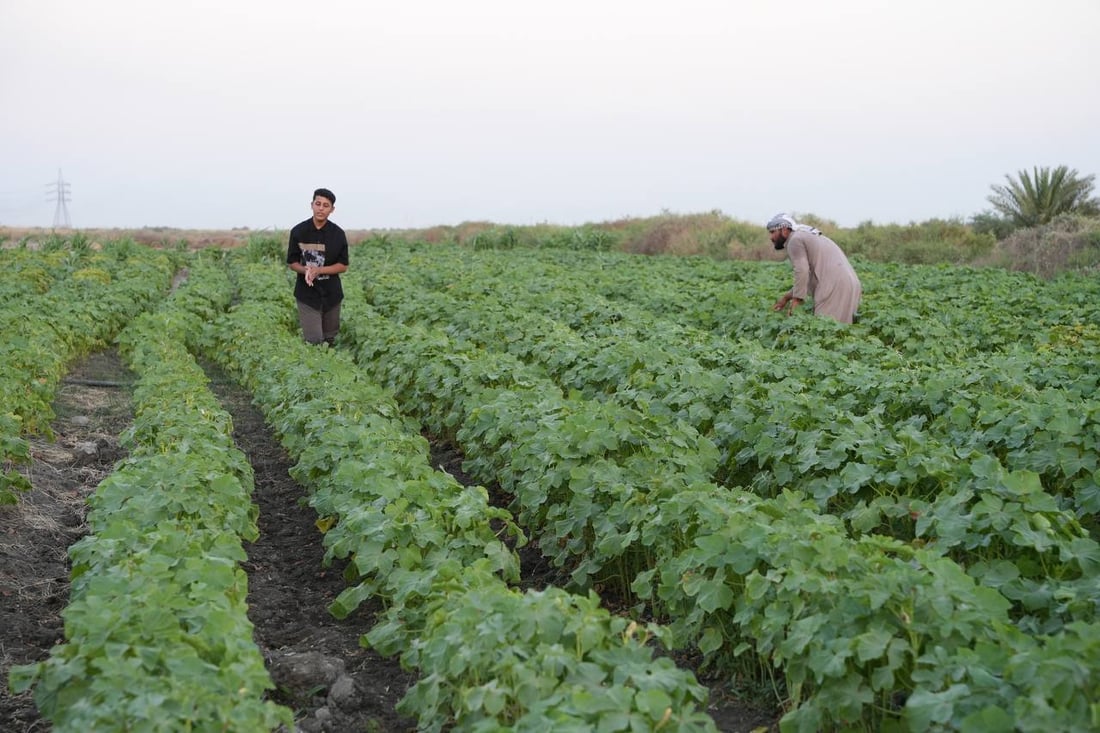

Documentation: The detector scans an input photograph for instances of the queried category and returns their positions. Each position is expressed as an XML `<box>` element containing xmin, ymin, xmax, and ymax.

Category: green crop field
<box><xmin>4</xmin><ymin>237</ymin><xmax>1100</xmax><ymax>732</ymax></box>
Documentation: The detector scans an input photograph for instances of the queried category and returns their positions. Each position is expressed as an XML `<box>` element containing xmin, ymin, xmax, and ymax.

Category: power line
<box><xmin>46</xmin><ymin>168</ymin><xmax>71</xmax><ymax>228</ymax></box>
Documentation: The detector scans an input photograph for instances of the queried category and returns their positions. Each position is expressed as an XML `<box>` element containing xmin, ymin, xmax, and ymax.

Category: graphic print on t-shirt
<box><xmin>300</xmin><ymin>243</ymin><xmax>330</xmax><ymax>280</ymax></box>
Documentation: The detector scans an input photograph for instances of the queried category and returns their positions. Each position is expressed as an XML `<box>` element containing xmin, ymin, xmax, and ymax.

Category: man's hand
<box><xmin>305</xmin><ymin>266</ymin><xmax>318</xmax><ymax>286</ymax></box>
<box><xmin>773</xmin><ymin>294</ymin><xmax>802</xmax><ymax>315</ymax></box>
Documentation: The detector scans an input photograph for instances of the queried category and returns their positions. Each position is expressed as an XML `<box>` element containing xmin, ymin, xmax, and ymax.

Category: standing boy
<box><xmin>286</xmin><ymin>188</ymin><xmax>349</xmax><ymax>344</ymax></box>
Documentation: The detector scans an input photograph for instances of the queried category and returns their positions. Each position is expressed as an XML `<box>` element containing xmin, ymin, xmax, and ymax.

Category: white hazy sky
<box><xmin>2</xmin><ymin>0</ymin><xmax>1098</xmax><ymax>231</ymax></box>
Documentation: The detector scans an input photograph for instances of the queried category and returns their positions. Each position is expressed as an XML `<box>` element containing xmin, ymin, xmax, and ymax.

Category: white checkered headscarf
<box><xmin>766</xmin><ymin>213</ymin><xmax>821</xmax><ymax>235</ymax></box>
<box><xmin>766</xmin><ymin>213</ymin><xmax>797</xmax><ymax>232</ymax></box>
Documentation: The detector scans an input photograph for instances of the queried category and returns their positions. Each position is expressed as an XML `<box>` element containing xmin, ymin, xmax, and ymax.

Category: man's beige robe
<box><xmin>784</xmin><ymin>230</ymin><xmax>862</xmax><ymax>324</ymax></box>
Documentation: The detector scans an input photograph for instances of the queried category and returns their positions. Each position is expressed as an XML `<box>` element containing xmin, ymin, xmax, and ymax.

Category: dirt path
<box><xmin>1</xmin><ymin>351</ymin><xmax>135</xmax><ymax>730</ymax></box>
<box><xmin>206</xmin><ymin>362</ymin><xmax>417</xmax><ymax>732</ymax></box>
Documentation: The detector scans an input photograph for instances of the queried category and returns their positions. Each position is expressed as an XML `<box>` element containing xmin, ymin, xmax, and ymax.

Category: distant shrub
<box><xmin>360</xmin><ymin>233</ymin><xmax>393</xmax><ymax>247</ymax></box>
<box><xmin>982</xmin><ymin>214</ymin><xmax>1100</xmax><ymax>278</ymax></box>
<box><xmin>969</xmin><ymin>210</ymin><xmax>1017</xmax><ymax>240</ymax></box>
<box><xmin>795</xmin><ymin>213</ymin><xmax>839</xmax><ymax>232</ymax></box>
<box><xmin>619</xmin><ymin>214</ymin><xmax>691</xmax><ymax>255</ymax></box>
<box><xmin>832</xmin><ymin>219</ymin><xmax>994</xmax><ymax>264</ymax></box>
<box><xmin>698</xmin><ymin>219</ymin><xmax>771</xmax><ymax>260</ymax></box>
<box><xmin>243</xmin><ymin>234</ymin><xmax>284</xmax><ymax>263</ymax></box>
<box><xmin>102</xmin><ymin>237</ymin><xmax>142</xmax><ymax>260</ymax></box>
<box><xmin>537</xmin><ymin>226</ymin><xmax>619</xmax><ymax>251</ymax></box>
<box><xmin>616</xmin><ymin>210</ymin><xmax>768</xmax><ymax>257</ymax></box>
<box><xmin>40</xmin><ymin>233</ymin><xmax>68</xmax><ymax>252</ymax></box>
<box><xmin>471</xmin><ymin>227</ymin><xmax>519</xmax><ymax>250</ymax></box>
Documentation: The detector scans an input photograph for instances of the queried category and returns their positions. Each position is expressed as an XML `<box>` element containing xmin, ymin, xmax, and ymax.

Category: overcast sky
<box><xmin>2</xmin><ymin>1</ymin><xmax>1098</xmax><ymax>231</ymax></box>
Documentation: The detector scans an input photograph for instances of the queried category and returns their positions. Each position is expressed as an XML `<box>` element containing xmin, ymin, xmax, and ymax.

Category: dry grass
<box><xmin>0</xmin><ymin>226</ymin><xmax>379</xmax><ymax>251</ymax></box>
<box><xmin>0</xmin><ymin>462</ymin><xmax>88</xmax><ymax>560</ymax></box>
<box><xmin>59</xmin><ymin>383</ymin><xmax>118</xmax><ymax>413</ymax></box>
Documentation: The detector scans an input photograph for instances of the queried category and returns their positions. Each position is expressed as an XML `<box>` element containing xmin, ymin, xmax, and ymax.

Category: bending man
<box><xmin>767</xmin><ymin>213</ymin><xmax>861</xmax><ymax>324</ymax></box>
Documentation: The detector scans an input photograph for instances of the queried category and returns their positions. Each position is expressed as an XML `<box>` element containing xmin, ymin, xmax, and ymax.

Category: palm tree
<box><xmin>987</xmin><ymin>165</ymin><xmax>1099</xmax><ymax>228</ymax></box>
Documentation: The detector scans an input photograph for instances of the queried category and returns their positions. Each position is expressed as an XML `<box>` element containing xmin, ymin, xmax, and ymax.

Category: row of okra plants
<box><xmin>9</xmin><ymin>260</ymin><xmax>295</xmax><ymax>731</ymax></box>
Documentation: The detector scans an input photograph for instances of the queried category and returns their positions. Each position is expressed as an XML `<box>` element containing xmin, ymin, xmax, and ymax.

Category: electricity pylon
<box><xmin>47</xmin><ymin>169</ymin><xmax>71</xmax><ymax>228</ymax></box>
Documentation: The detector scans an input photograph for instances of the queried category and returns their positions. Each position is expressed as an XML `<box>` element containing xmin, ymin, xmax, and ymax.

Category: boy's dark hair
<box><xmin>313</xmin><ymin>188</ymin><xmax>336</xmax><ymax>205</ymax></box>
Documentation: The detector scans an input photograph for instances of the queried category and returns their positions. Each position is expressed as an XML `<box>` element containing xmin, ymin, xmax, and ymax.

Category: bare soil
<box><xmin>1</xmin><ymin>348</ymin><xmax>778</xmax><ymax>732</ymax></box>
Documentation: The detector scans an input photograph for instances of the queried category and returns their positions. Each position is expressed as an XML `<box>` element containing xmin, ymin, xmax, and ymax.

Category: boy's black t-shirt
<box><xmin>286</xmin><ymin>218</ymin><xmax>349</xmax><ymax>309</ymax></box>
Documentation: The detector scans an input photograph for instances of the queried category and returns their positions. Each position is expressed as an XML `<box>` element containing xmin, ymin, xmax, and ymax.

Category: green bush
<box><xmin>242</xmin><ymin>233</ymin><xmax>284</xmax><ymax>263</ymax></box>
<box><xmin>537</xmin><ymin>226</ymin><xmax>620</xmax><ymax>251</ymax></box>
<box><xmin>696</xmin><ymin>220</ymin><xmax>767</xmax><ymax>259</ymax></box>
<box><xmin>970</xmin><ymin>210</ymin><xmax>1017</xmax><ymax>240</ymax></box>
<box><xmin>832</xmin><ymin>219</ymin><xmax>995</xmax><ymax>264</ymax></box>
